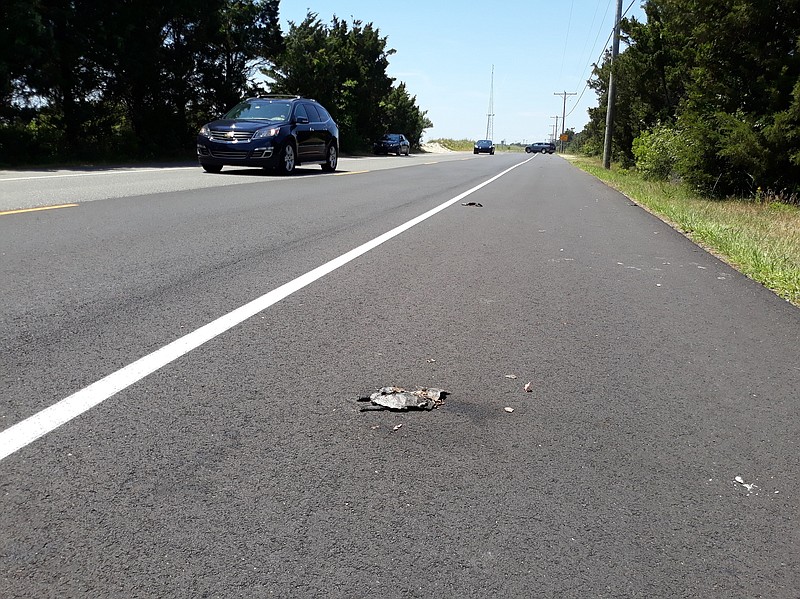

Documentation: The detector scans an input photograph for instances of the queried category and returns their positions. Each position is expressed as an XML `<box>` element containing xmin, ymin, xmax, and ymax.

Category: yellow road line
<box><xmin>0</xmin><ymin>203</ymin><xmax>78</xmax><ymax>216</ymax></box>
<box><xmin>334</xmin><ymin>170</ymin><xmax>370</xmax><ymax>176</ymax></box>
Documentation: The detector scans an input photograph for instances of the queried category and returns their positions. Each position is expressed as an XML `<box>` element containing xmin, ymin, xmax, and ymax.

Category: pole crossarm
<box><xmin>554</xmin><ymin>91</ymin><xmax>576</xmax><ymax>152</ymax></box>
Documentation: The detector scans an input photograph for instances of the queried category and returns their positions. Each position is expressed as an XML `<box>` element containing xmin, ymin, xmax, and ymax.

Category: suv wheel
<box><xmin>322</xmin><ymin>143</ymin><xmax>338</xmax><ymax>172</ymax></box>
<box><xmin>277</xmin><ymin>142</ymin><xmax>296</xmax><ymax>175</ymax></box>
<box><xmin>541</xmin><ymin>148</ymin><xmax>547</xmax><ymax>154</ymax></box>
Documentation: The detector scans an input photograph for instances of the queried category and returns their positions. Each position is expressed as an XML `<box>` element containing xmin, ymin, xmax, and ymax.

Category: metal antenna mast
<box><xmin>485</xmin><ymin>65</ymin><xmax>495</xmax><ymax>140</ymax></box>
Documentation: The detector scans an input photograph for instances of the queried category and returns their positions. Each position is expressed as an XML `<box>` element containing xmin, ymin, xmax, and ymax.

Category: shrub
<box><xmin>632</xmin><ymin>125</ymin><xmax>683</xmax><ymax>181</ymax></box>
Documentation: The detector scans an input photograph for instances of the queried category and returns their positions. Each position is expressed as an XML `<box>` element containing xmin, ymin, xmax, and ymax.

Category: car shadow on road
<box><xmin>207</xmin><ymin>167</ymin><xmax>350</xmax><ymax>177</ymax></box>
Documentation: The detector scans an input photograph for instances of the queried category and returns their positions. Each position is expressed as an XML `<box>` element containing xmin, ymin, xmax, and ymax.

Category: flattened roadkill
<box><xmin>358</xmin><ymin>386</ymin><xmax>447</xmax><ymax>411</ymax></box>
<box><xmin>355</xmin><ymin>374</ymin><xmax>536</xmax><ymax>429</ymax></box>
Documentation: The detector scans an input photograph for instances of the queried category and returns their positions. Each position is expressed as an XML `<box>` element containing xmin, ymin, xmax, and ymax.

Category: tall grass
<box><xmin>429</xmin><ymin>139</ymin><xmax>475</xmax><ymax>152</ymax></box>
<box><xmin>570</xmin><ymin>155</ymin><xmax>800</xmax><ymax>306</ymax></box>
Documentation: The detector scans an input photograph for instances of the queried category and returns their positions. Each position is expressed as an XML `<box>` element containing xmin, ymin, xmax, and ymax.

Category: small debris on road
<box><xmin>523</xmin><ymin>381</ymin><xmax>533</xmax><ymax>392</ymax></box>
<box><xmin>734</xmin><ymin>475</ymin><xmax>759</xmax><ymax>494</ymax></box>
<box><xmin>359</xmin><ymin>386</ymin><xmax>447</xmax><ymax>411</ymax></box>
<box><xmin>461</xmin><ymin>202</ymin><xmax>483</xmax><ymax>207</ymax></box>
<box><xmin>504</xmin><ymin>374</ymin><xmax>518</xmax><ymax>379</ymax></box>
<box><xmin>392</xmin><ymin>424</ymin><xmax>403</xmax><ymax>432</ymax></box>
<box><xmin>504</xmin><ymin>407</ymin><xmax>514</xmax><ymax>413</ymax></box>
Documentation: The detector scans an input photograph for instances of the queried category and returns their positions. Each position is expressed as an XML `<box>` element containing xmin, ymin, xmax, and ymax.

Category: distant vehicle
<box><xmin>373</xmin><ymin>133</ymin><xmax>410</xmax><ymax>156</ymax></box>
<box><xmin>525</xmin><ymin>141</ymin><xmax>556</xmax><ymax>154</ymax></box>
<box><xmin>474</xmin><ymin>139</ymin><xmax>495</xmax><ymax>155</ymax></box>
<box><xmin>196</xmin><ymin>96</ymin><xmax>339</xmax><ymax>174</ymax></box>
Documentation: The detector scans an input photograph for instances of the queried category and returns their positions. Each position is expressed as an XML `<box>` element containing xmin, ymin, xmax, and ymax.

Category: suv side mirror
<box><xmin>295</xmin><ymin>116</ymin><xmax>309</xmax><ymax>124</ymax></box>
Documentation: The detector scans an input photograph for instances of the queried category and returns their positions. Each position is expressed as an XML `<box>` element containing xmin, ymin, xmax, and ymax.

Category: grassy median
<box><xmin>568</xmin><ymin>155</ymin><xmax>800</xmax><ymax>307</ymax></box>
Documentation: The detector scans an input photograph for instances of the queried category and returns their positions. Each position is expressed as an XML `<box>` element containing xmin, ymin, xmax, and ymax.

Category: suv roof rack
<box><xmin>247</xmin><ymin>95</ymin><xmax>301</xmax><ymax>100</ymax></box>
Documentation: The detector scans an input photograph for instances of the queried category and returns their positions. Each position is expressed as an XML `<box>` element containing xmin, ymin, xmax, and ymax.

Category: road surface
<box><xmin>1</xmin><ymin>153</ymin><xmax>798</xmax><ymax>597</ymax></box>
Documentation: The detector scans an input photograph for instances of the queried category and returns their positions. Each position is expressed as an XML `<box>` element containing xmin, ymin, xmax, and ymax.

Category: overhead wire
<box><xmin>576</xmin><ymin>0</ymin><xmax>606</xmax><ymax>78</ymax></box>
<box><xmin>559</xmin><ymin>0</ymin><xmax>575</xmax><ymax>79</ymax></box>
<box><xmin>565</xmin><ymin>0</ymin><xmax>640</xmax><ymax>119</ymax></box>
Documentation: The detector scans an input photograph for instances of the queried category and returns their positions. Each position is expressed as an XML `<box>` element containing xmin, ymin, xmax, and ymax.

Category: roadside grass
<box><xmin>568</xmin><ymin>154</ymin><xmax>800</xmax><ymax>307</ymax></box>
<box><xmin>431</xmin><ymin>139</ymin><xmax>475</xmax><ymax>152</ymax></box>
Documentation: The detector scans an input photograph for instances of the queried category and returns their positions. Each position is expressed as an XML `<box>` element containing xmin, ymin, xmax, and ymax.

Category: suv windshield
<box><xmin>224</xmin><ymin>101</ymin><xmax>291</xmax><ymax>121</ymax></box>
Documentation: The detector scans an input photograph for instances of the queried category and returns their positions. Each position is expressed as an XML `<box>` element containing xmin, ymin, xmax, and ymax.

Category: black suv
<box><xmin>373</xmin><ymin>133</ymin><xmax>410</xmax><ymax>156</ymax></box>
<box><xmin>197</xmin><ymin>96</ymin><xmax>339</xmax><ymax>174</ymax></box>
<box><xmin>525</xmin><ymin>141</ymin><xmax>556</xmax><ymax>154</ymax></box>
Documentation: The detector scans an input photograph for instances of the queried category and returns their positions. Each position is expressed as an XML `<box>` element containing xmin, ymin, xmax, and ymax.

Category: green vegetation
<box><xmin>0</xmin><ymin>2</ymin><xmax>432</xmax><ymax>165</ymax></box>
<box><xmin>580</xmin><ymin>0</ymin><xmax>800</xmax><ymax>198</ymax></box>
<box><xmin>430</xmin><ymin>139</ymin><xmax>475</xmax><ymax>152</ymax></box>
<box><xmin>569</xmin><ymin>155</ymin><xmax>800</xmax><ymax>306</ymax></box>
<box><xmin>570</xmin><ymin>0</ymin><xmax>800</xmax><ymax>306</ymax></box>
<box><xmin>265</xmin><ymin>14</ymin><xmax>431</xmax><ymax>152</ymax></box>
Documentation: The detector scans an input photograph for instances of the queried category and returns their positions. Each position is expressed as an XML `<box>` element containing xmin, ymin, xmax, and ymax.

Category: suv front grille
<box><xmin>210</xmin><ymin>130</ymin><xmax>253</xmax><ymax>142</ymax></box>
<box><xmin>210</xmin><ymin>150</ymin><xmax>250</xmax><ymax>159</ymax></box>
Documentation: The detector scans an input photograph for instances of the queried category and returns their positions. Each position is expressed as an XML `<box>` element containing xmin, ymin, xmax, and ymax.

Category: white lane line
<box><xmin>0</xmin><ymin>157</ymin><xmax>534</xmax><ymax>461</ymax></box>
<box><xmin>0</xmin><ymin>167</ymin><xmax>193</xmax><ymax>183</ymax></box>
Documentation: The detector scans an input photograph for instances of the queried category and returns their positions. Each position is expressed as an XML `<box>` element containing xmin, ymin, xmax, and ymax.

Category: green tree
<box><xmin>97</xmin><ymin>0</ymin><xmax>281</xmax><ymax>156</ymax></box>
<box><xmin>583</xmin><ymin>0</ymin><xmax>800</xmax><ymax>195</ymax></box>
<box><xmin>380</xmin><ymin>83</ymin><xmax>433</xmax><ymax>149</ymax></box>
<box><xmin>265</xmin><ymin>12</ymin><xmax>430</xmax><ymax>151</ymax></box>
<box><xmin>191</xmin><ymin>0</ymin><xmax>282</xmax><ymax>118</ymax></box>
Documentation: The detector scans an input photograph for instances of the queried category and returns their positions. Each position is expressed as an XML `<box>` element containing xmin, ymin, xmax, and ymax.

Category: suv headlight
<box><xmin>199</xmin><ymin>125</ymin><xmax>210</xmax><ymax>138</ymax></box>
<box><xmin>253</xmin><ymin>127</ymin><xmax>281</xmax><ymax>139</ymax></box>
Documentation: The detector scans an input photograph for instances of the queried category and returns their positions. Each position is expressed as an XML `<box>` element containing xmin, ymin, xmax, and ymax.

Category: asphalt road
<box><xmin>1</xmin><ymin>153</ymin><xmax>798</xmax><ymax>598</ymax></box>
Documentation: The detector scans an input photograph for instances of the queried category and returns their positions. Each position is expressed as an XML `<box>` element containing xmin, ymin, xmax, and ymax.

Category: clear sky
<box><xmin>277</xmin><ymin>0</ymin><xmax>647</xmax><ymax>144</ymax></box>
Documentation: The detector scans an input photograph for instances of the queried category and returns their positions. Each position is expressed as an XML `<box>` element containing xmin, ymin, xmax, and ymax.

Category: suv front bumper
<box><xmin>197</xmin><ymin>141</ymin><xmax>278</xmax><ymax>167</ymax></box>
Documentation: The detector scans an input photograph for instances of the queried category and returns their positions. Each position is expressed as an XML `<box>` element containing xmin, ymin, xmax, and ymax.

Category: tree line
<box><xmin>0</xmin><ymin>0</ymin><xmax>432</xmax><ymax>166</ymax></box>
<box><xmin>576</xmin><ymin>0</ymin><xmax>800</xmax><ymax>199</ymax></box>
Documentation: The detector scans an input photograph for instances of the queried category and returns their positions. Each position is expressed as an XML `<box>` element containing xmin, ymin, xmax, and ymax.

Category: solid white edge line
<box><xmin>0</xmin><ymin>157</ymin><xmax>534</xmax><ymax>461</ymax></box>
<box><xmin>0</xmin><ymin>167</ymin><xmax>193</xmax><ymax>183</ymax></box>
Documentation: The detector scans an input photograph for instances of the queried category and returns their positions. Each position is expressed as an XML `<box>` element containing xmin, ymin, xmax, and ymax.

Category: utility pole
<box><xmin>554</xmin><ymin>91</ymin><xmax>576</xmax><ymax>152</ymax></box>
<box><xmin>603</xmin><ymin>0</ymin><xmax>623</xmax><ymax>169</ymax></box>
<box><xmin>550</xmin><ymin>116</ymin><xmax>559</xmax><ymax>143</ymax></box>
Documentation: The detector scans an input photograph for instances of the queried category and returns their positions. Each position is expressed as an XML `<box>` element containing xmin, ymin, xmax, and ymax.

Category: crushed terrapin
<box><xmin>359</xmin><ymin>386</ymin><xmax>447</xmax><ymax>411</ymax></box>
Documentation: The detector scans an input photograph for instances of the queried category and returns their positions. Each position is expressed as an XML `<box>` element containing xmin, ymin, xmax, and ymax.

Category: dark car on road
<box><xmin>525</xmin><ymin>141</ymin><xmax>556</xmax><ymax>154</ymax></box>
<box><xmin>474</xmin><ymin>139</ymin><xmax>495</xmax><ymax>155</ymax></box>
<box><xmin>197</xmin><ymin>96</ymin><xmax>339</xmax><ymax>174</ymax></box>
<box><xmin>373</xmin><ymin>133</ymin><xmax>410</xmax><ymax>156</ymax></box>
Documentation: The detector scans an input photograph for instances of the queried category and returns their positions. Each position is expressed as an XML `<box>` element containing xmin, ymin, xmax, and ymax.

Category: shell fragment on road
<box><xmin>361</xmin><ymin>386</ymin><xmax>447</xmax><ymax>411</ymax></box>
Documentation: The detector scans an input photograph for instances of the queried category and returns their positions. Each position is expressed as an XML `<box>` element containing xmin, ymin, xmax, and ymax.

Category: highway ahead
<box><xmin>1</xmin><ymin>153</ymin><xmax>798</xmax><ymax>597</ymax></box>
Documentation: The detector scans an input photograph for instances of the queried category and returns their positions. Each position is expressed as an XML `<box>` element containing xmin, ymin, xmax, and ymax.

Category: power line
<box><xmin>565</xmin><ymin>0</ymin><xmax>639</xmax><ymax>120</ymax></box>
<box><xmin>559</xmin><ymin>0</ymin><xmax>575</xmax><ymax>79</ymax></box>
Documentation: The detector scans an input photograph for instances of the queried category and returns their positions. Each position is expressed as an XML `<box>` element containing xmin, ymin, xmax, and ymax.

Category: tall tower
<box><xmin>485</xmin><ymin>65</ymin><xmax>495</xmax><ymax>140</ymax></box>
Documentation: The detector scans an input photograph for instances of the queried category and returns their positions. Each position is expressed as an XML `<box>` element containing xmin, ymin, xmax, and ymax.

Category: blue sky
<box><xmin>277</xmin><ymin>1</ymin><xmax>647</xmax><ymax>143</ymax></box>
